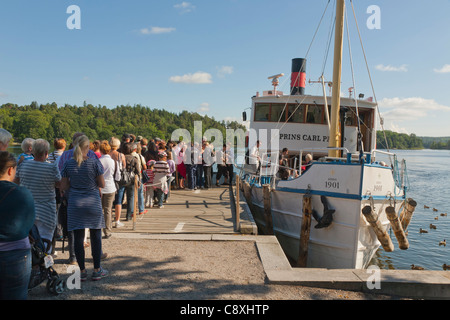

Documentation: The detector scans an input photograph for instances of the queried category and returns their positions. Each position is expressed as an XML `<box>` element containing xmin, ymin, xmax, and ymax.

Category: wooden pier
<box><xmin>113</xmin><ymin>184</ymin><xmax>254</xmax><ymax>234</ymax></box>
<box><xmin>50</xmin><ymin>180</ymin><xmax>449</xmax><ymax>300</ymax></box>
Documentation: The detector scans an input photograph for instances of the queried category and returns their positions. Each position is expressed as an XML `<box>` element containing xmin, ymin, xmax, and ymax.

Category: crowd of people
<box><xmin>0</xmin><ymin>128</ymin><xmax>237</xmax><ymax>299</ymax></box>
<box><xmin>0</xmin><ymin>125</ymin><xmax>315</xmax><ymax>300</ymax></box>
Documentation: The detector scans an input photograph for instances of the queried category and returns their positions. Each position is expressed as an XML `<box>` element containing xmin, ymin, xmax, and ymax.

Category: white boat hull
<box><xmin>243</xmin><ymin>160</ymin><xmax>406</xmax><ymax>269</ymax></box>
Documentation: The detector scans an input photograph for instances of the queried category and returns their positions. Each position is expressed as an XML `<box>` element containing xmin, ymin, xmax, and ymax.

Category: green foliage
<box><xmin>377</xmin><ymin>131</ymin><xmax>450</xmax><ymax>150</ymax></box>
<box><xmin>0</xmin><ymin>102</ymin><xmax>246</xmax><ymax>144</ymax></box>
<box><xmin>376</xmin><ymin>130</ymin><xmax>423</xmax><ymax>150</ymax></box>
<box><xmin>420</xmin><ymin>136</ymin><xmax>450</xmax><ymax>150</ymax></box>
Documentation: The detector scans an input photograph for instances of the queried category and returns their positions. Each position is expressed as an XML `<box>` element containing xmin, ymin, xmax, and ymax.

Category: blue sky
<box><xmin>1</xmin><ymin>0</ymin><xmax>450</xmax><ymax>137</ymax></box>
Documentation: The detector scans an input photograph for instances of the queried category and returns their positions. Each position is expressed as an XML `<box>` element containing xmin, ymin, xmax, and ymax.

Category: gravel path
<box><xmin>27</xmin><ymin>237</ymin><xmax>408</xmax><ymax>301</ymax></box>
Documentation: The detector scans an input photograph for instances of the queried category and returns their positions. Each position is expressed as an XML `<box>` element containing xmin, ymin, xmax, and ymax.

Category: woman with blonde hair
<box><xmin>109</xmin><ymin>137</ymin><xmax>126</xmax><ymax>228</ymax></box>
<box><xmin>60</xmin><ymin>135</ymin><xmax>108</xmax><ymax>281</ymax></box>
<box><xmin>99</xmin><ymin>140</ymin><xmax>117</xmax><ymax>238</ymax></box>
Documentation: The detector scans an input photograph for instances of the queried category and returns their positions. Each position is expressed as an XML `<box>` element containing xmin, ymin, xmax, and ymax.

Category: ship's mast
<box><xmin>328</xmin><ymin>0</ymin><xmax>345</xmax><ymax>158</ymax></box>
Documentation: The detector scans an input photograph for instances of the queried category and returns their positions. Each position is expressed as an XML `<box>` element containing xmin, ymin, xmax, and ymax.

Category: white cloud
<box><xmin>174</xmin><ymin>2</ymin><xmax>195</xmax><ymax>14</ymax></box>
<box><xmin>0</xmin><ymin>92</ymin><xmax>8</xmax><ymax>98</ymax></box>
<box><xmin>197</xmin><ymin>102</ymin><xmax>210</xmax><ymax>113</ymax></box>
<box><xmin>217</xmin><ymin>66</ymin><xmax>234</xmax><ymax>78</ymax></box>
<box><xmin>375</xmin><ymin>64</ymin><xmax>408</xmax><ymax>72</ymax></box>
<box><xmin>140</xmin><ymin>27</ymin><xmax>176</xmax><ymax>35</ymax></box>
<box><xmin>379</xmin><ymin>97</ymin><xmax>450</xmax><ymax>121</ymax></box>
<box><xmin>433</xmin><ymin>64</ymin><xmax>450</xmax><ymax>73</ymax></box>
<box><xmin>169</xmin><ymin>72</ymin><xmax>212</xmax><ymax>84</ymax></box>
<box><xmin>377</xmin><ymin>97</ymin><xmax>450</xmax><ymax>135</ymax></box>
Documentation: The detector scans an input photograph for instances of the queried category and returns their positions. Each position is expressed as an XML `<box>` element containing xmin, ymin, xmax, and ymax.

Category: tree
<box><xmin>376</xmin><ymin>130</ymin><xmax>424</xmax><ymax>150</ymax></box>
<box><xmin>1</xmin><ymin>103</ymin><xmax>247</xmax><ymax>146</ymax></box>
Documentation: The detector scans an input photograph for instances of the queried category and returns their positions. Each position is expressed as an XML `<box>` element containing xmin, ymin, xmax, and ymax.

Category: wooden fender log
<box><xmin>242</xmin><ymin>180</ymin><xmax>252</xmax><ymax>207</ymax></box>
<box><xmin>297</xmin><ymin>195</ymin><xmax>312</xmax><ymax>267</ymax></box>
<box><xmin>262</xmin><ymin>184</ymin><xmax>273</xmax><ymax>235</ymax></box>
<box><xmin>385</xmin><ymin>206</ymin><xmax>409</xmax><ymax>250</ymax></box>
<box><xmin>362</xmin><ymin>206</ymin><xmax>394</xmax><ymax>252</ymax></box>
<box><xmin>399</xmin><ymin>198</ymin><xmax>417</xmax><ymax>231</ymax></box>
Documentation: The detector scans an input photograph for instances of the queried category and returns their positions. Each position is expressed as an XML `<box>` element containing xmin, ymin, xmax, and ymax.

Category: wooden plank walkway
<box><xmin>113</xmin><ymin>185</ymin><xmax>238</xmax><ymax>234</ymax></box>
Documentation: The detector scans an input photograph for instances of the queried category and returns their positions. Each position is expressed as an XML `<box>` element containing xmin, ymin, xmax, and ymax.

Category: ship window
<box><xmin>270</xmin><ymin>104</ymin><xmax>285</xmax><ymax>122</ymax></box>
<box><xmin>305</xmin><ymin>104</ymin><xmax>324</xmax><ymax>124</ymax></box>
<box><xmin>287</xmin><ymin>104</ymin><xmax>305</xmax><ymax>123</ymax></box>
<box><xmin>344</xmin><ymin>108</ymin><xmax>357</xmax><ymax>126</ymax></box>
<box><xmin>254</xmin><ymin>104</ymin><xmax>270</xmax><ymax>121</ymax></box>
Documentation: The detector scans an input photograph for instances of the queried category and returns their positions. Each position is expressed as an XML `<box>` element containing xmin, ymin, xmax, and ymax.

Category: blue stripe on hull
<box><xmin>246</xmin><ymin>161</ymin><xmax>405</xmax><ymax>202</ymax></box>
<box><xmin>275</xmin><ymin>186</ymin><xmax>361</xmax><ymax>200</ymax></box>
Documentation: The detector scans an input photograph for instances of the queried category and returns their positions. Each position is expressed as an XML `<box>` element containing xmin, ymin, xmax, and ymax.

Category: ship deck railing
<box><xmin>236</xmin><ymin>147</ymin><xmax>404</xmax><ymax>191</ymax></box>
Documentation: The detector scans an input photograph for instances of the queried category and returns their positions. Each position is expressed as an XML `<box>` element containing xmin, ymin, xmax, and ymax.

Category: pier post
<box><xmin>362</xmin><ymin>206</ymin><xmax>394</xmax><ymax>252</ymax></box>
<box><xmin>399</xmin><ymin>198</ymin><xmax>417</xmax><ymax>231</ymax></box>
<box><xmin>297</xmin><ymin>195</ymin><xmax>312</xmax><ymax>267</ymax></box>
<box><xmin>263</xmin><ymin>184</ymin><xmax>273</xmax><ymax>235</ymax></box>
<box><xmin>235</xmin><ymin>175</ymin><xmax>240</xmax><ymax>232</ymax></box>
<box><xmin>386</xmin><ymin>206</ymin><xmax>409</xmax><ymax>250</ymax></box>
<box><xmin>132</xmin><ymin>176</ymin><xmax>138</xmax><ymax>230</ymax></box>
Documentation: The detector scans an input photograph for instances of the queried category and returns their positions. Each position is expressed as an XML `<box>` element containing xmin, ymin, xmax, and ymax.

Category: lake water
<box><xmin>371</xmin><ymin>149</ymin><xmax>450</xmax><ymax>270</ymax></box>
<box><xmin>6</xmin><ymin>145</ymin><xmax>450</xmax><ymax>270</ymax></box>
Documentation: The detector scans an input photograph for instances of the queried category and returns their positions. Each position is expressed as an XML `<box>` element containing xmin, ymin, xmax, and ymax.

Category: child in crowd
<box><xmin>144</xmin><ymin>160</ymin><xmax>155</xmax><ymax>208</ymax></box>
<box><xmin>17</xmin><ymin>138</ymin><xmax>35</xmax><ymax>165</ymax></box>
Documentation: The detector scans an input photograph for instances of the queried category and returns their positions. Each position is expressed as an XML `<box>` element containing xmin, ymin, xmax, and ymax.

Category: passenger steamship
<box><xmin>238</xmin><ymin>0</ymin><xmax>415</xmax><ymax>269</ymax></box>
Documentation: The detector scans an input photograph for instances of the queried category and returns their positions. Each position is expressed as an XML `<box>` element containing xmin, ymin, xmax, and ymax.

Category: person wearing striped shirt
<box><xmin>15</xmin><ymin>139</ymin><xmax>61</xmax><ymax>250</ymax></box>
<box><xmin>153</xmin><ymin>152</ymin><xmax>170</xmax><ymax>208</ymax></box>
<box><xmin>60</xmin><ymin>135</ymin><xmax>108</xmax><ymax>281</ymax></box>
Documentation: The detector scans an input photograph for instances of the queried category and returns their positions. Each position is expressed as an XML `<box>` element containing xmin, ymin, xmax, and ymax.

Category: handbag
<box><xmin>142</xmin><ymin>170</ymin><xmax>149</xmax><ymax>184</ymax></box>
<box><xmin>118</xmin><ymin>155</ymin><xmax>136</xmax><ymax>187</ymax></box>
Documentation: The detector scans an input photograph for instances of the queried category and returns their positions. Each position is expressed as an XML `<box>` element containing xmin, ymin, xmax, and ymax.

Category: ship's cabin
<box><xmin>243</xmin><ymin>94</ymin><xmax>378</xmax><ymax>180</ymax></box>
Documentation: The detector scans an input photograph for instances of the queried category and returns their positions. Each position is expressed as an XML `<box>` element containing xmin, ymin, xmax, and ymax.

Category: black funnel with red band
<box><xmin>290</xmin><ymin>58</ymin><xmax>306</xmax><ymax>95</ymax></box>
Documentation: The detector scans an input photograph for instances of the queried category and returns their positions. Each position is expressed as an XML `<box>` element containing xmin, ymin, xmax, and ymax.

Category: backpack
<box><xmin>116</xmin><ymin>154</ymin><xmax>136</xmax><ymax>188</ymax></box>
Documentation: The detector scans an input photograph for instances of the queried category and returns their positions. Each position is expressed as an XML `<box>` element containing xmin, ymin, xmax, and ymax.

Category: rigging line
<box><xmin>344</xmin><ymin>3</ymin><xmax>364</xmax><ymax>156</ymax></box>
<box><xmin>271</xmin><ymin>0</ymin><xmax>332</xmax><ymax>134</ymax></box>
<box><xmin>305</xmin><ymin>0</ymin><xmax>332</xmax><ymax>59</ymax></box>
<box><xmin>350</xmin><ymin>0</ymin><xmax>389</xmax><ymax>152</ymax></box>
<box><xmin>321</xmin><ymin>0</ymin><xmax>336</xmax><ymax>76</ymax></box>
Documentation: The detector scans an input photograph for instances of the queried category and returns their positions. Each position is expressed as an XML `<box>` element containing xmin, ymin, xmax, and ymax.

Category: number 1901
<box><xmin>325</xmin><ymin>181</ymin><xmax>340</xmax><ymax>189</ymax></box>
